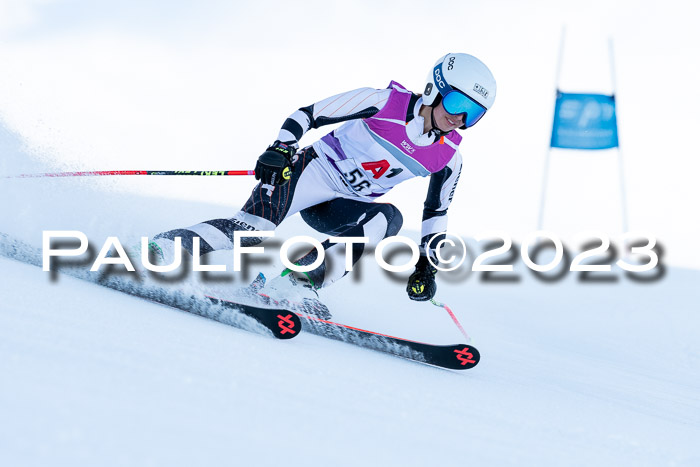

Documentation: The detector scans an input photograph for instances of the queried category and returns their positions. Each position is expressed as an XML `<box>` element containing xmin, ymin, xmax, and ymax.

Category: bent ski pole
<box><xmin>430</xmin><ymin>298</ymin><xmax>471</xmax><ymax>343</ymax></box>
<box><xmin>7</xmin><ymin>170</ymin><xmax>255</xmax><ymax>179</ymax></box>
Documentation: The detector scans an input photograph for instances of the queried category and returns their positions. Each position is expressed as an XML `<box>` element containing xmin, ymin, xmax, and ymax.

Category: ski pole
<box><xmin>6</xmin><ymin>170</ymin><xmax>255</xmax><ymax>179</ymax></box>
<box><xmin>430</xmin><ymin>298</ymin><xmax>471</xmax><ymax>343</ymax></box>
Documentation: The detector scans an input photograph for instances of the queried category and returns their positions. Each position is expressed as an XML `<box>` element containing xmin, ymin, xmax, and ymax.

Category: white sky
<box><xmin>1</xmin><ymin>0</ymin><xmax>698</xmax><ymax>269</ymax></box>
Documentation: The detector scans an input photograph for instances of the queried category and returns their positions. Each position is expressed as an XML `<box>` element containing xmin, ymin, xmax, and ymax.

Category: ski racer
<box><xmin>150</xmin><ymin>53</ymin><xmax>497</xmax><ymax>302</ymax></box>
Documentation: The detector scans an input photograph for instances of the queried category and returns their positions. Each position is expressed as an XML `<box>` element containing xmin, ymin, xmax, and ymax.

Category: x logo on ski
<box><xmin>454</xmin><ymin>347</ymin><xmax>476</xmax><ymax>366</ymax></box>
<box><xmin>277</xmin><ymin>314</ymin><xmax>297</xmax><ymax>335</ymax></box>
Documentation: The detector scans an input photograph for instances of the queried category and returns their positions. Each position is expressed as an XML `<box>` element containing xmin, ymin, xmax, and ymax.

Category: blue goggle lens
<box><xmin>441</xmin><ymin>90</ymin><xmax>487</xmax><ymax>127</ymax></box>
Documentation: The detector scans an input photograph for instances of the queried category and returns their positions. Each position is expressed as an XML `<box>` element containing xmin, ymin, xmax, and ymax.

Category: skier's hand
<box><xmin>254</xmin><ymin>141</ymin><xmax>295</xmax><ymax>186</ymax></box>
<box><xmin>406</xmin><ymin>254</ymin><xmax>437</xmax><ymax>301</ymax></box>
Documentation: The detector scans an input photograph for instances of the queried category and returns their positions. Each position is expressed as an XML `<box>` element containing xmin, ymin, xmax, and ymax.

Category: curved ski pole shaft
<box><xmin>7</xmin><ymin>170</ymin><xmax>255</xmax><ymax>179</ymax></box>
<box><xmin>430</xmin><ymin>298</ymin><xmax>471</xmax><ymax>343</ymax></box>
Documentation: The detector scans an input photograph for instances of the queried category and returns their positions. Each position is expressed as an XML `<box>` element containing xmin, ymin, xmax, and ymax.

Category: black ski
<box><xmin>206</xmin><ymin>296</ymin><xmax>300</xmax><ymax>339</ymax></box>
<box><xmin>297</xmin><ymin>314</ymin><xmax>480</xmax><ymax>370</ymax></box>
<box><xmin>0</xmin><ymin>233</ymin><xmax>300</xmax><ymax>340</ymax></box>
<box><xmin>244</xmin><ymin>272</ymin><xmax>479</xmax><ymax>369</ymax></box>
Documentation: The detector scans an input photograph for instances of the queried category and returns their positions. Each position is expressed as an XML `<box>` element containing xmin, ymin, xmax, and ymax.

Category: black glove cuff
<box><xmin>415</xmin><ymin>254</ymin><xmax>438</xmax><ymax>275</ymax></box>
<box><xmin>267</xmin><ymin>140</ymin><xmax>296</xmax><ymax>162</ymax></box>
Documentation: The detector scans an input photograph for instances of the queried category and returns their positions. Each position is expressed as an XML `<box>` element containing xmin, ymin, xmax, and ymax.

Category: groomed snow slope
<box><xmin>2</xmin><ymin>254</ymin><xmax>700</xmax><ymax>467</ymax></box>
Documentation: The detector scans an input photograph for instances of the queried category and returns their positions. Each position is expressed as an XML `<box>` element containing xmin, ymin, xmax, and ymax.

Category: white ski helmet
<box><xmin>423</xmin><ymin>53</ymin><xmax>496</xmax><ymax>127</ymax></box>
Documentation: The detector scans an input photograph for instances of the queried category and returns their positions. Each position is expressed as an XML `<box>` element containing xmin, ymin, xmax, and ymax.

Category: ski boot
<box><xmin>257</xmin><ymin>270</ymin><xmax>332</xmax><ymax>320</ymax></box>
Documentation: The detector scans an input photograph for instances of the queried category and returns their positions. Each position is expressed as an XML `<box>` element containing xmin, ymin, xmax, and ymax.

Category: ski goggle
<box><xmin>441</xmin><ymin>90</ymin><xmax>488</xmax><ymax>128</ymax></box>
<box><xmin>432</xmin><ymin>61</ymin><xmax>488</xmax><ymax>127</ymax></box>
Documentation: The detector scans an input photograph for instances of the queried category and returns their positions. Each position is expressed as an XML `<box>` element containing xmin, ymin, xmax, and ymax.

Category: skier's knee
<box><xmin>383</xmin><ymin>204</ymin><xmax>403</xmax><ymax>237</ymax></box>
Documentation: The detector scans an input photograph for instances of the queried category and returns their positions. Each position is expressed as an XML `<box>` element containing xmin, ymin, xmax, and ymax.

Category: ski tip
<box><xmin>206</xmin><ymin>296</ymin><xmax>301</xmax><ymax>340</ymax></box>
<box><xmin>270</xmin><ymin>312</ymin><xmax>302</xmax><ymax>339</ymax></box>
<box><xmin>445</xmin><ymin>344</ymin><xmax>480</xmax><ymax>370</ymax></box>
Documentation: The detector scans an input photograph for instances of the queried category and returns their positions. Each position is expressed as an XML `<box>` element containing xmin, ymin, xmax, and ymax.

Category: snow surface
<box><xmin>2</xmin><ymin>121</ymin><xmax>700</xmax><ymax>466</ymax></box>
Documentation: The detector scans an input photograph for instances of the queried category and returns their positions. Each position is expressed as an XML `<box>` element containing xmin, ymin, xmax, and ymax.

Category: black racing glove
<box><xmin>254</xmin><ymin>141</ymin><xmax>296</xmax><ymax>186</ymax></box>
<box><xmin>406</xmin><ymin>254</ymin><xmax>438</xmax><ymax>301</ymax></box>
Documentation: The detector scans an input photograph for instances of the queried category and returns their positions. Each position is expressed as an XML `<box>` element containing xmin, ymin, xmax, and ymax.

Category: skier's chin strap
<box><xmin>428</xmin><ymin>106</ymin><xmax>450</xmax><ymax>139</ymax></box>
